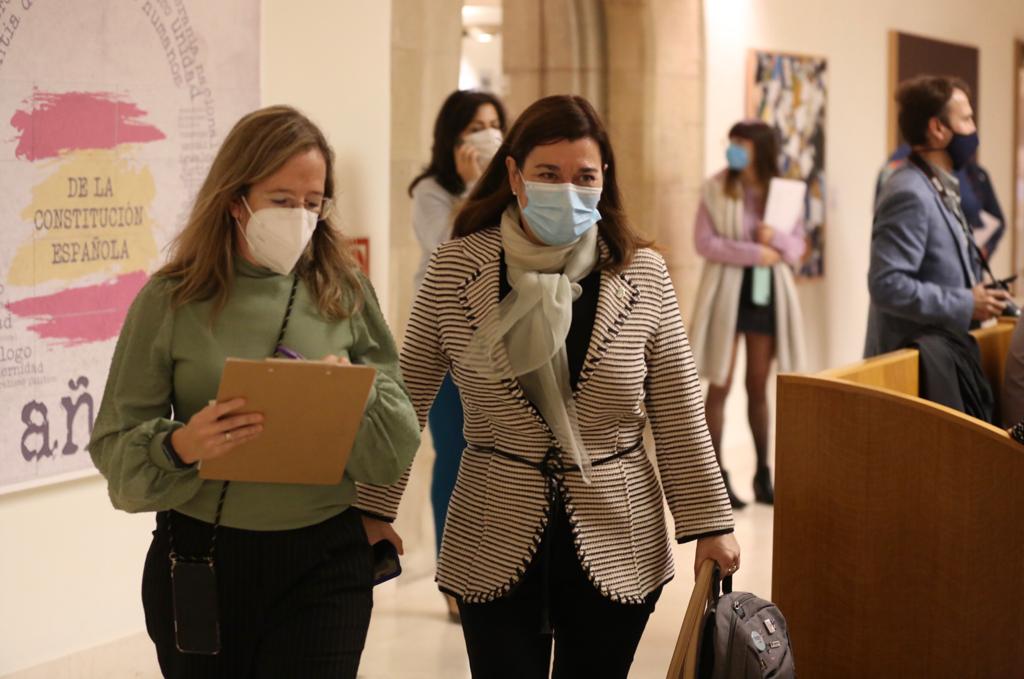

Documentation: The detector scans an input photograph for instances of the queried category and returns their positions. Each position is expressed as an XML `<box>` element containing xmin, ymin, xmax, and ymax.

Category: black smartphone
<box><xmin>372</xmin><ymin>540</ymin><xmax>402</xmax><ymax>586</ymax></box>
<box><xmin>171</xmin><ymin>560</ymin><xmax>221</xmax><ymax>655</ymax></box>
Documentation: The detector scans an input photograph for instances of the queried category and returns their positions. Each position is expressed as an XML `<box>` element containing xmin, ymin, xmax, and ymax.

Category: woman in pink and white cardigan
<box><xmin>688</xmin><ymin>120</ymin><xmax>807</xmax><ymax>509</ymax></box>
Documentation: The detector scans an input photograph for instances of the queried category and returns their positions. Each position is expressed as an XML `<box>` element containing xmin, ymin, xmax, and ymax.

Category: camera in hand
<box><xmin>984</xmin><ymin>275</ymin><xmax>1020</xmax><ymax>317</ymax></box>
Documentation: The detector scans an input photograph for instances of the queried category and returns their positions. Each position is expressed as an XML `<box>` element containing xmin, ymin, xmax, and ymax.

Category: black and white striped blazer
<box><xmin>356</xmin><ymin>227</ymin><xmax>733</xmax><ymax>604</ymax></box>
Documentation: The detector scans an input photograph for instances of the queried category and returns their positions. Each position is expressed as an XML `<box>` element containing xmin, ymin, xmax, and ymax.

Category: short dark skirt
<box><xmin>736</xmin><ymin>267</ymin><xmax>776</xmax><ymax>336</ymax></box>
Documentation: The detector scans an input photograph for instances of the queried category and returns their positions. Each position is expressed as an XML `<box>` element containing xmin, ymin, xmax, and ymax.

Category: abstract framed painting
<box><xmin>747</xmin><ymin>50</ymin><xmax>828</xmax><ymax>278</ymax></box>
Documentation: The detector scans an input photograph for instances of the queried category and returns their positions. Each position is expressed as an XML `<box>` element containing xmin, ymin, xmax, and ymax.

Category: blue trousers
<box><xmin>427</xmin><ymin>372</ymin><xmax>466</xmax><ymax>555</ymax></box>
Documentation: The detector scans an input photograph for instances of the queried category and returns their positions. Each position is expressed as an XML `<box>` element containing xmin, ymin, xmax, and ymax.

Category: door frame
<box><xmin>1013</xmin><ymin>39</ymin><xmax>1024</xmax><ymax>282</ymax></box>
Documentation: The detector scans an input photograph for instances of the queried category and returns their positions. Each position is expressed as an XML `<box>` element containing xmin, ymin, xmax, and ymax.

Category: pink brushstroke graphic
<box><xmin>6</xmin><ymin>271</ymin><xmax>149</xmax><ymax>346</ymax></box>
<box><xmin>10</xmin><ymin>91</ymin><xmax>165</xmax><ymax>161</ymax></box>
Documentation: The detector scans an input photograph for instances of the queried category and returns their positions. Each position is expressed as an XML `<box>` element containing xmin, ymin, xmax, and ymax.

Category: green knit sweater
<box><xmin>88</xmin><ymin>260</ymin><xmax>420</xmax><ymax>530</ymax></box>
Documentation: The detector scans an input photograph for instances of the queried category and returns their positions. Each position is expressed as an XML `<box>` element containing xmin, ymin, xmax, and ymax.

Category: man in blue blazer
<box><xmin>865</xmin><ymin>75</ymin><xmax>1009</xmax><ymax>357</ymax></box>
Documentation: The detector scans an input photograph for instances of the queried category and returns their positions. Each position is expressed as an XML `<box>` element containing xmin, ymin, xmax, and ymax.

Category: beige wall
<box><xmin>0</xmin><ymin>477</ymin><xmax>154</xmax><ymax>675</ymax></box>
<box><xmin>263</xmin><ymin>1</ymin><xmax>393</xmax><ymax>305</ymax></box>
<box><xmin>389</xmin><ymin>0</ymin><xmax>463</xmax><ymax>337</ymax></box>
<box><xmin>0</xmin><ymin>3</ymin><xmax>394</xmax><ymax>675</ymax></box>
<box><xmin>605</xmin><ymin>0</ymin><xmax>705</xmax><ymax>303</ymax></box>
<box><xmin>705</xmin><ymin>0</ymin><xmax>1024</xmax><ymax>370</ymax></box>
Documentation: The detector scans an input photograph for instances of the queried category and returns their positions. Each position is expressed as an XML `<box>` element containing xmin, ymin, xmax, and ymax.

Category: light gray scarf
<box><xmin>461</xmin><ymin>205</ymin><xmax>599</xmax><ymax>480</ymax></box>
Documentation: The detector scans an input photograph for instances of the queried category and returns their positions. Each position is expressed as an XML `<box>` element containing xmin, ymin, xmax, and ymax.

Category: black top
<box><xmin>498</xmin><ymin>254</ymin><xmax>601</xmax><ymax>390</ymax></box>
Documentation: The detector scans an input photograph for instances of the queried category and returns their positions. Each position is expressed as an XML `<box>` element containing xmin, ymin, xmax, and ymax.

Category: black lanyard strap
<box><xmin>906</xmin><ymin>153</ymin><xmax>997</xmax><ymax>285</ymax></box>
<box><xmin>168</xmin><ymin>273</ymin><xmax>301</xmax><ymax>564</ymax></box>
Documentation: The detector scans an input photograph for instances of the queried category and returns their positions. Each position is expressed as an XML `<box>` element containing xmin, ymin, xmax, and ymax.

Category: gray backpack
<box><xmin>698</xmin><ymin>572</ymin><xmax>796</xmax><ymax>679</ymax></box>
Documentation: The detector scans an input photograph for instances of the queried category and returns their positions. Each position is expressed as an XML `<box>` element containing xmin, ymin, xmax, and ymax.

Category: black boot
<box><xmin>721</xmin><ymin>471</ymin><xmax>747</xmax><ymax>509</ymax></box>
<box><xmin>753</xmin><ymin>466</ymin><xmax>774</xmax><ymax>505</ymax></box>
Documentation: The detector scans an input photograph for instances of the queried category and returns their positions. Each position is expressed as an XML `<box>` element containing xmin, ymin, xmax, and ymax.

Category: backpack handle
<box><xmin>709</xmin><ymin>563</ymin><xmax>733</xmax><ymax>605</ymax></box>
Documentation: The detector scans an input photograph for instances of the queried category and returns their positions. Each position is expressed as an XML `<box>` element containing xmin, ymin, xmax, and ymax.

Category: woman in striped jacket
<box><xmin>358</xmin><ymin>95</ymin><xmax>739</xmax><ymax>678</ymax></box>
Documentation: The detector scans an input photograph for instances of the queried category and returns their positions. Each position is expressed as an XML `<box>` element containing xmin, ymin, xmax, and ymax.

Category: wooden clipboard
<box><xmin>199</xmin><ymin>358</ymin><xmax>376</xmax><ymax>485</ymax></box>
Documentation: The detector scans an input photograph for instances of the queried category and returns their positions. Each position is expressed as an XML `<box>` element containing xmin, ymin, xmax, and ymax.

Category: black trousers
<box><xmin>457</xmin><ymin>502</ymin><xmax>662</xmax><ymax>679</ymax></box>
<box><xmin>142</xmin><ymin>508</ymin><xmax>373</xmax><ymax>679</ymax></box>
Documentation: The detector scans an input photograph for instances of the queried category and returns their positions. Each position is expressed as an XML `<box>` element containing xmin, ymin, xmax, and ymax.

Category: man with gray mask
<box><xmin>865</xmin><ymin>75</ymin><xmax>1009</xmax><ymax>358</ymax></box>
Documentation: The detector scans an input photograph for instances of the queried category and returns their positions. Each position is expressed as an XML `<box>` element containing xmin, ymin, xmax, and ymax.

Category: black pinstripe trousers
<box><xmin>457</xmin><ymin>501</ymin><xmax>662</xmax><ymax>679</ymax></box>
<box><xmin>142</xmin><ymin>508</ymin><xmax>373</xmax><ymax>679</ymax></box>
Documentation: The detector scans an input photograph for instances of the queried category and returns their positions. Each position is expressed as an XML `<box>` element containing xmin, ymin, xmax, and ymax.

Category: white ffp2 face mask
<box><xmin>239</xmin><ymin>197</ymin><xmax>318</xmax><ymax>275</ymax></box>
<box><xmin>463</xmin><ymin>127</ymin><xmax>503</xmax><ymax>170</ymax></box>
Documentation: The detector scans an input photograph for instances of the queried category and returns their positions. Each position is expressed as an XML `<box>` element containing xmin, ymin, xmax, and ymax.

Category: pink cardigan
<box><xmin>693</xmin><ymin>174</ymin><xmax>806</xmax><ymax>267</ymax></box>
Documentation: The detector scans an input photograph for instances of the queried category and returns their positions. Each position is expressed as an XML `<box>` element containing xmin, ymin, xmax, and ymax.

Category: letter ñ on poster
<box><xmin>19</xmin><ymin>376</ymin><xmax>94</xmax><ymax>461</ymax></box>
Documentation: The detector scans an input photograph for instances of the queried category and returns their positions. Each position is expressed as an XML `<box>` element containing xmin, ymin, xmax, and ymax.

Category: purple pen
<box><xmin>275</xmin><ymin>345</ymin><xmax>305</xmax><ymax>360</ymax></box>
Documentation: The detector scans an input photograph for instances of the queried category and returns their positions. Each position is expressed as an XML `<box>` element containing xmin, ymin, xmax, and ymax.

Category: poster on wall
<box><xmin>747</xmin><ymin>50</ymin><xmax>827</xmax><ymax>278</ymax></box>
<box><xmin>0</xmin><ymin>2</ymin><xmax>260</xmax><ymax>495</ymax></box>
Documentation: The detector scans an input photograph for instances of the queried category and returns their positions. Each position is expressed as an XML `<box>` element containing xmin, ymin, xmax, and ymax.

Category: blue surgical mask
<box><xmin>518</xmin><ymin>173</ymin><xmax>602</xmax><ymax>246</ymax></box>
<box><xmin>726</xmin><ymin>143</ymin><xmax>749</xmax><ymax>171</ymax></box>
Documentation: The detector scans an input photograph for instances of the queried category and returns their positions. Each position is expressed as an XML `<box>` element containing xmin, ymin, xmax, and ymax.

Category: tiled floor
<box><xmin>360</xmin><ymin>493</ymin><xmax>774</xmax><ymax>679</ymax></box>
<box><xmin>7</xmin><ymin>493</ymin><xmax>772</xmax><ymax>678</ymax></box>
<box><xmin>7</xmin><ymin>371</ymin><xmax>774</xmax><ymax>679</ymax></box>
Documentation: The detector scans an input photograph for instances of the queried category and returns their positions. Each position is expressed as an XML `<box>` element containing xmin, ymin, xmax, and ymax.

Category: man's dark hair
<box><xmin>896</xmin><ymin>75</ymin><xmax>972</xmax><ymax>146</ymax></box>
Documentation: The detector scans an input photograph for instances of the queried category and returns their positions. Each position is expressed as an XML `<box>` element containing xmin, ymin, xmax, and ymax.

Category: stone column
<box><xmin>502</xmin><ymin>0</ymin><xmax>607</xmax><ymax>118</ymax></box>
<box><xmin>389</xmin><ymin>0</ymin><xmax>463</xmax><ymax>338</ymax></box>
<box><xmin>388</xmin><ymin>0</ymin><xmax>463</xmax><ymax>577</ymax></box>
<box><xmin>503</xmin><ymin>0</ymin><xmax>704</xmax><ymax>312</ymax></box>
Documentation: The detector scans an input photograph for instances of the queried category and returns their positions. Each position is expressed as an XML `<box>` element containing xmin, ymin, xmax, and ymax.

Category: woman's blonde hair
<box><xmin>158</xmin><ymin>105</ymin><xmax>363</xmax><ymax>318</ymax></box>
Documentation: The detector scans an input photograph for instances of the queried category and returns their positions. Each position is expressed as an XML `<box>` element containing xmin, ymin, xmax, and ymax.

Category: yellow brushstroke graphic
<box><xmin>8</xmin><ymin>148</ymin><xmax>159</xmax><ymax>285</ymax></box>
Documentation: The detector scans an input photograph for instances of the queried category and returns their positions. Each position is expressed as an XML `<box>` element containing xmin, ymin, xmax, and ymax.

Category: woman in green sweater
<box><xmin>88</xmin><ymin>106</ymin><xmax>419</xmax><ymax>678</ymax></box>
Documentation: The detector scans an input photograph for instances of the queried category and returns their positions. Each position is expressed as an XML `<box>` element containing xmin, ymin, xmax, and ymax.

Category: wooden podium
<box><xmin>772</xmin><ymin>320</ymin><xmax>1023</xmax><ymax>678</ymax></box>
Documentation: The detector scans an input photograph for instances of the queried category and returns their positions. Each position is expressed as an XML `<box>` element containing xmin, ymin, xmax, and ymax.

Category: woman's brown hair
<box><xmin>723</xmin><ymin>120</ymin><xmax>780</xmax><ymax>198</ymax></box>
<box><xmin>452</xmin><ymin>94</ymin><xmax>650</xmax><ymax>273</ymax></box>
<box><xmin>158</xmin><ymin>105</ymin><xmax>363</xmax><ymax>318</ymax></box>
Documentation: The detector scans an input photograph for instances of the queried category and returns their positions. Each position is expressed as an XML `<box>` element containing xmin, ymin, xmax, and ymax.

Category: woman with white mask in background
<box><xmin>358</xmin><ymin>95</ymin><xmax>738</xmax><ymax>678</ymax></box>
<box><xmin>405</xmin><ymin>89</ymin><xmax>508</xmax><ymax>622</ymax></box>
<box><xmin>89</xmin><ymin>106</ymin><xmax>419</xmax><ymax>678</ymax></box>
